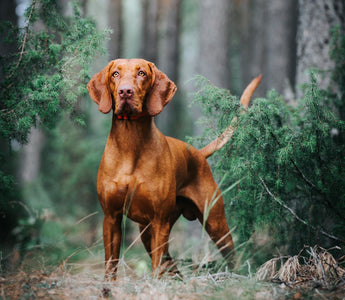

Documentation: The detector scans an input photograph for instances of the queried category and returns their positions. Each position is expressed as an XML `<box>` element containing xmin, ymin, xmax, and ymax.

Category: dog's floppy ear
<box><xmin>146</xmin><ymin>63</ymin><xmax>177</xmax><ymax>116</ymax></box>
<box><xmin>87</xmin><ymin>61</ymin><xmax>114</xmax><ymax>114</ymax></box>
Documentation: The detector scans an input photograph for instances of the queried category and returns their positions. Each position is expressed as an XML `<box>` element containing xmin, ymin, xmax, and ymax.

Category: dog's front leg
<box><xmin>150</xmin><ymin>221</ymin><xmax>171</xmax><ymax>276</ymax></box>
<box><xmin>103</xmin><ymin>214</ymin><xmax>122</xmax><ymax>281</ymax></box>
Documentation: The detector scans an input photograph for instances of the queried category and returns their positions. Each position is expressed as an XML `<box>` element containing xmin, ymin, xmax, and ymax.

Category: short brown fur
<box><xmin>87</xmin><ymin>59</ymin><xmax>258</xmax><ymax>279</ymax></box>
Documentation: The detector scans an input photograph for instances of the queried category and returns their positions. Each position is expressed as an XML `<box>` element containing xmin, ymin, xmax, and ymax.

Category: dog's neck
<box><xmin>108</xmin><ymin>113</ymin><xmax>161</xmax><ymax>154</ymax></box>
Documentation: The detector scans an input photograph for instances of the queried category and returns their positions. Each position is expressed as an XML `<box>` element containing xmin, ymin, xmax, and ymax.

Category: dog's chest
<box><xmin>99</xmin><ymin>168</ymin><xmax>174</xmax><ymax>224</ymax></box>
<box><xmin>98</xmin><ymin>135</ymin><xmax>177</xmax><ymax>222</ymax></box>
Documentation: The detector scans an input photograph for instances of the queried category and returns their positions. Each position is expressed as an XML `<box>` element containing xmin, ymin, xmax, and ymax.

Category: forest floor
<box><xmin>2</xmin><ymin>253</ymin><xmax>345</xmax><ymax>299</ymax></box>
<box><xmin>2</xmin><ymin>220</ymin><xmax>345</xmax><ymax>299</ymax></box>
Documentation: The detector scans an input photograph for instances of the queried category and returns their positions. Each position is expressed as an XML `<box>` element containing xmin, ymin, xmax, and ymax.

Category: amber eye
<box><xmin>112</xmin><ymin>71</ymin><xmax>119</xmax><ymax>77</ymax></box>
<box><xmin>138</xmin><ymin>70</ymin><xmax>146</xmax><ymax>77</ymax></box>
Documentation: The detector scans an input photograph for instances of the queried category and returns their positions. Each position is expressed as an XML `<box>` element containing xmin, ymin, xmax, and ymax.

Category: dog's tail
<box><xmin>200</xmin><ymin>75</ymin><xmax>262</xmax><ymax>159</ymax></box>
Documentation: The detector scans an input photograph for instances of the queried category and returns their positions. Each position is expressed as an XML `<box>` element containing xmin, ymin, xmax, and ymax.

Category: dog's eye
<box><xmin>112</xmin><ymin>71</ymin><xmax>119</xmax><ymax>77</ymax></box>
<box><xmin>138</xmin><ymin>71</ymin><xmax>146</xmax><ymax>77</ymax></box>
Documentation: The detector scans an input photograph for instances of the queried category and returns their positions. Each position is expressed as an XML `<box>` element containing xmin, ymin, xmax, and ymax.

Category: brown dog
<box><xmin>87</xmin><ymin>58</ymin><xmax>261</xmax><ymax>279</ymax></box>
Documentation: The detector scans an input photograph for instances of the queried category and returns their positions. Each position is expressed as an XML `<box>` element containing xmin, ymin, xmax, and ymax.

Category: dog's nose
<box><xmin>118</xmin><ymin>85</ymin><xmax>134</xmax><ymax>99</ymax></box>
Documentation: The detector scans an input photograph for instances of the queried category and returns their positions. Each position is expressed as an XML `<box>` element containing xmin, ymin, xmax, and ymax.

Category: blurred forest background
<box><xmin>1</xmin><ymin>0</ymin><xmax>345</xmax><ymax>275</ymax></box>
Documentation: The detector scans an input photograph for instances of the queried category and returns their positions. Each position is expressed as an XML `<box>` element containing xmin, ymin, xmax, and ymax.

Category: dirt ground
<box><xmin>2</xmin><ymin>255</ymin><xmax>345</xmax><ymax>300</ymax></box>
<box><xmin>2</xmin><ymin>220</ymin><xmax>345</xmax><ymax>299</ymax></box>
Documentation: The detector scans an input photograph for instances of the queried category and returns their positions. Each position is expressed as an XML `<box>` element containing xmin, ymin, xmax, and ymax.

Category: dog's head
<box><xmin>87</xmin><ymin>58</ymin><xmax>177</xmax><ymax>117</ymax></box>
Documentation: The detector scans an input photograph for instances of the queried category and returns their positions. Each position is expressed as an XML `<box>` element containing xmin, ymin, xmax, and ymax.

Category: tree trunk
<box><xmin>20</xmin><ymin>128</ymin><xmax>45</xmax><ymax>184</ymax></box>
<box><xmin>296</xmin><ymin>0</ymin><xmax>345</xmax><ymax>98</ymax></box>
<box><xmin>156</xmin><ymin>0</ymin><xmax>183</xmax><ymax>137</ymax></box>
<box><xmin>140</xmin><ymin>0</ymin><xmax>160</xmax><ymax>62</ymax></box>
<box><xmin>18</xmin><ymin>1</ymin><xmax>46</xmax><ymax>184</ymax></box>
<box><xmin>246</xmin><ymin>0</ymin><xmax>266</xmax><ymax>96</ymax></box>
<box><xmin>264</xmin><ymin>0</ymin><xmax>298</xmax><ymax>104</ymax></box>
<box><xmin>240</xmin><ymin>0</ymin><xmax>298</xmax><ymax>101</ymax></box>
<box><xmin>107</xmin><ymin>0</ymin><xmax>122</xmax><ymax>60</ymax></box>
<box><xmin>159</xmin><ymin>0</ymin><xmax>181</xmax><ymax>83</ymax></box>
<box><xmin>199</xmin><ymin>0</ymin><xmax>231</xmax><ymax>89</ymax></box>
<box><xmin>231</xmin><ymin>0</ymin><xmax>250</xmax><ymax>95</ymax></box>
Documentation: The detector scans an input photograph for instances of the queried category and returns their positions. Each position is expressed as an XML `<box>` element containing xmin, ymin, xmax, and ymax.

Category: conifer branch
<box><xmin>7</xmin><ymin>0</ymin><xmax>36</xmax><ymax>81</ymax></box>
<box><xmin>259</xmin><ymin>177</ymin><xmax>344</xmax><ymax>244</ymax></box>
<box><xmin>270</xmin><ymin>132</ymin><xmax>345</xmax><ymax>223</ymax></box>
<box><xmin>17</xmin><ymin>0</ymin><xmax>36</xmax><ymax>68</ymax></box>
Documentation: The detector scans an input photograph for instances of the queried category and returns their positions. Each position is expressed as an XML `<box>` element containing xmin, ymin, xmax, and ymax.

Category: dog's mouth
<box><xmin>115</xmin><ymin>99</ymin><xmax>141</xmax><ymax>116</ymax></box>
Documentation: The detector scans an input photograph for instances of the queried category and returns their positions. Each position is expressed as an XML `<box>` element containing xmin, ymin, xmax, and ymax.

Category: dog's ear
<box><xmin>87</xmin><ymin>61</ymin><xmax>114</xmax><ymax>114</ymax></box>
<box><xmin>146</xmin><ymin>63</ymin><xmax>177</xmax><ymax>116</ymax></box>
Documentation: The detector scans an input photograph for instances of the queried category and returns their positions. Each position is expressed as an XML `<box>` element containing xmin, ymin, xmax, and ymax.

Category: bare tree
<box><xmin>199</xmin><ymin>0</ymin><xmax>231</xmax><ymax>89</ymax></box>
<box><xmin>156</xmin><ymin>0</ymin><xmax>183</xmax><ymax>137</ymax></box>
<box><xmin>140</xmin><ymin>0</ymin><xmax>160</xmax><ymax>62</ymax></box>
<box><xmin>296</xmin><ymin>0</ymin><xmax>345</xmax><ymax>98</ymax></box>
<box><xmin>264</xmin><ymin>0</ymin><xmax>298</xmax><ymax>103</ymax></box>
<box><xmin>238</xmin><ymin>0</ymin><xmax>298</xmax><ymax>101</ymax></box>
<box><xmin>18</xmin><ymin>0</ymin><xmax>45</xmax><ymax>184</ymax></box>
<box><xmin>244</xmin><ymin>0</ymin><xmax>265</xmax><ymax>96</ymax></box>
<box><xmin>159</xmin><ymin>0</ymin><xmax>181</xmax><ymax>82</ymax></box>
<box><xmin>107</xmin><ymin>0</ymin><xmax>122</xmax><ymax>59</ymax></box>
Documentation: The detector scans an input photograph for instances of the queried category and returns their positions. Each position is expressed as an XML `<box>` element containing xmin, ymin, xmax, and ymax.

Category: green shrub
<box><xmin>193</xmin><ymin>27</ymin><xmax>345</xmax><ymax>271</ymax></box>
<box><xmin>0</xmin><ymin>0</ymin><xmax>109</xmax><ymax>257</ymax></box>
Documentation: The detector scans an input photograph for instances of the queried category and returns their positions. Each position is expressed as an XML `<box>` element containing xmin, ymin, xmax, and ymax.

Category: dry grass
<box><xmin>256</xmin><ymin>245</ymin><xmax>345</xmax><ymax>294</ymax></box>
<box><xmin>0</xmin><ymin>260</ymin><xmax>284</xmax><ymax>300</ymax></box>
<box><xmin>2</xmin><ymin>246</ymin><xmax>345</xmax><ymax>300</ymax></box>
<box><xmin>2</xmin><ymin>218</ymin><xmax>344</xmax><ymax>300</ymax></box>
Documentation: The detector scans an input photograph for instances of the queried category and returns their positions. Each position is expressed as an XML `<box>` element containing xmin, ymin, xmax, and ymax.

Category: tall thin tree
<box><xmin>107</xmin><ymin>0</ymin><xmax>122</xmax><ymax>60</ymax></box>
<box><xmin>140</xmin><ymin>0</ymin><xmax>160</xmax><ymax>62</ymax></box>
<box><xmin>199</xmin><ymin>0</ymin><xmax>231</xmax><ymax>89</ymax></box>
<box><xmin>156</xmin><ymin>0</ymin><xmax>183</xmax><ymax>137</ymax></box>
<box><xmin>296</xmin><ymin>0</ymin><xmax>345</xmax><ymax>98</ymax></box>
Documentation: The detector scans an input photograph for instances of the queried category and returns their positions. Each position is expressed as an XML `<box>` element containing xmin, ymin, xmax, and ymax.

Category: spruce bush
<box><xmin>0</xmin><ymin>0</ymin><xmax>109</xmax><ymax>254</ymax></box>
<box><xmin>193</xmin><ymin>27</ymin><xmax>345</xmax><ymax>270</ymax></box>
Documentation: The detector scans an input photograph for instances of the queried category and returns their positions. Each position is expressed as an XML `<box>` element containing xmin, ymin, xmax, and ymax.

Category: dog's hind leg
<box><xmin>139</xmin><ymin>214</ymin><xmax>181</xmax><ymax>277</ymax></box>
<box><xmin>179</xmin><ymin>184</ymin><xmax>235</xmax><ymax>269</ymax></box>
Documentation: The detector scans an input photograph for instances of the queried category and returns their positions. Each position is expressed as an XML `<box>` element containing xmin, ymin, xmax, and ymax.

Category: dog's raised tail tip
<box><xmin>240</xmin><ymin>74</ymin><xmax>262</xmax><ymax>109</ymax></box>
<box><xmin>200</xmin><ymin>74</ymin><xmax>262</xmax><ymax>159</ymax></box>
